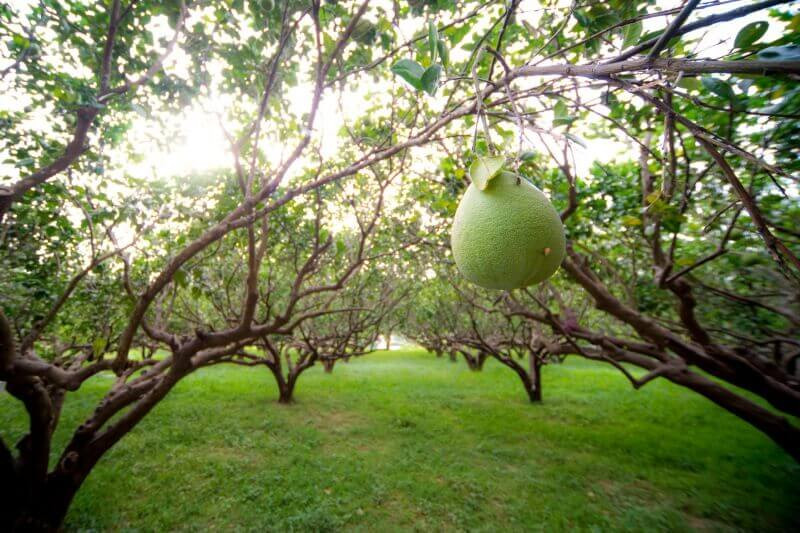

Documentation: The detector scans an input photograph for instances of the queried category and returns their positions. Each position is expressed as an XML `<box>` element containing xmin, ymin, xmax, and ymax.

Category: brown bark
<box><xmin>529</xmin><ymin>355</ymin><xmax>542</xmax><ymax>403</ymax></box>
<box><xmin>461</xmin><ymin>350</ymin><xmax>488</xmax><ymax>371</ymax></box>
<box><xmin>6</xmin><ymin>475</ymin><xmax>81</xmax><ymax>532</ymax></box>
<box><xmin>658</xmin><ymin>365</ymin><xmax>800</xmax><ymax>462</ymax></box>
<box><xmin>490</xmin><ymin>353</ymin><xmax>542</xmax><ymax>403</ymax></box>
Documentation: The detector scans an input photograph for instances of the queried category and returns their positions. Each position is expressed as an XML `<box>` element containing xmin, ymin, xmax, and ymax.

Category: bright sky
<box><xmin>0</xmin><ymin>1</ymin><xmax>793</xmax><ymax>188</ymax></box>
<box><xmin>122</xmin><ymin>0</ymin><xmax>791</xmax><ymax>183</ymax></box>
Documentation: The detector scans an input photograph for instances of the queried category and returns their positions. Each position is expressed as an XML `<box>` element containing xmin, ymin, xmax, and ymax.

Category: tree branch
<box><xmin>646</xmin><ymin>0</ymin><xmax>700</xmax><ymax>61</ymax></box>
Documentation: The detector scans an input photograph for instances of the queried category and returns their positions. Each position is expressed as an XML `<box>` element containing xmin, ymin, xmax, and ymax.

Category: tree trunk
<box><xmin>277</xmin><ymin>376</ymin><xmax>296</xmax><ymax>404</ymax></box>
<box><xmin>2</xmin><ymin>461</ymin><xmax>89</xmax><ymax>531</ymax></box>
<box><xmin>277</xmin><ymin>385</ymin><xmax>293</xmax><ymax>404</ymax></box>
<box><xmin>448</xmin><ymin>351</ymin><xmax>457</xmax><ymax>362</ymax></box>
<box><xmin>322</xmin><ymin>359</ymin><xmax>335</xmax><ymax>373</ymax></box>
<box><xmin>492</xmin><ymin>353</ymin><xmax>541</xmax><ymax>403</ymax></box>
<box><xmin>266</xmin><ymin>362</ymin><xmax>294</xmax><ymax>404</ymax></box>
<box><xmin>520</xmin><ymin>370</ymin><xmax>538</xmax><ymax>403</ymax></box>
<box><xmin>529</xmin><ymin>355</ymin><xmax>542</xmax><ymax>403</ymax></box>
<box><xmin>461</xmin><ymin>350</ymin><xmax>487</xmax><ymax>371</ymax></box>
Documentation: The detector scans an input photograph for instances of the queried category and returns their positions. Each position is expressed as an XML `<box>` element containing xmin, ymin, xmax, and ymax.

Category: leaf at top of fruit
<box><xmin>469</xmin><ymin>155</ymin><xmax>505</xmax><ymax>190</ymax></box>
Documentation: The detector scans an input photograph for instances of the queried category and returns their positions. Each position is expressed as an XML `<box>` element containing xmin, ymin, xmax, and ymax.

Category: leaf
<box><xmin>734</xmin><ymin>21</ymin><xmax>768</xmax><ymax>49</ymax></box>
<box><xmin>437</xmin><ymin>38</ymin><xmax>449</xmax><ymax>69</ymax></box>
<box><xmin>92</xmin><ymin>338</ymin><xmax>107</xmax><ymax>357</ymax></box>
<box><xmin>622</xmin><ymin>21</ymin><xmax>642</xmax><ymax>49</ymax></box>
<box><xmin>391</xmin><ymin>59</ymin><xmax>425</xmax><ymax>90</ymax></box>
<box><xmin>638</xmin><ymin>29</ymin><xmax>663</xmax><ymax>44</ymax></box>
<box><xmin>701</xmin><ymin>77</ymin><xmax>734</xmax><ymax>100</ymax></box>
<box><xmin>445</xmin><ymin>23</ymin><xmax>471</xmax><ymax>45</ymax></box>
<box><xmin>11</xmin><ymin>33</ymin><xmax>30</xmax><ymax>49</ymax></box>
<box><xmin>789</xmin><ymin>14</ymin><xmax>800</xmax><ymax>32</ymax></box>
<box><xmin>421</xmin><ymin>64</ymin><xmax>442</xmax><ymax>96</ymax></box>
<box><xmin>573</xmin><ymin>10</ymin><xmax>589</xmax><ymax>28</ymax></box>
<box><xmin>173</xmin><ymin>269</ymin><xmax>188</xmax><ymax>288</ymax></box>
<box><xmin>621</xmin><ymin>215</ymin><xmax>642</xmax><ymax>227</ymax></box>
<box><xmin>469</xmin><ymin>155</ymin><xmax>505</xmax><ymax>190</ymax></box>
<box><xmin>564</xmin><ymin>133</ymin><xmax>587</xmax><ymax>148</ymax></box>
<box><xmin>757</xmin><ymin>44</ymin><xmax>800</xmax><ymax>61</ymax></box>
<box><xmin>677</xmin><ymin>77</ymin><xmax>701</xmax><ymax>91</ymax></box>
<box><xmin>520</xmin><ymin>150</ymin><xmax>536</xmax><ymax>161</ymax></box>
<box><xmin>428</xmin><ymin>21</ymin><xmax>438</xmax><ymax>62</ymax></box>
<box><xmin>553</xmin><ymin>100</ymin><xmax>574</xmax><ymax>127</ymax></box>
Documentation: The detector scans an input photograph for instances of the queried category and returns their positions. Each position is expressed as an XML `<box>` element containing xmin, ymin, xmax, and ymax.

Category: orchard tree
<box><xmin>222</xmin><ymin>271</ymin><xmax>404</xmax><ymax>403</ymax></box>
<box><xmin>0</xmin><ymin>0</ymin><xmax>423</xmax><ymax>528</ymax></box>
<box><xmin>391</xmin><ymin>0</ymin><xmax>800</xmax><ymax>458</ymax></box>
<box><xmin>2</xmin><ymin>0</ymin><xmax>800</xmax><ymax>530</ymax></box>
<box><xmin>406</xmin><ymin>256</ymin><xmax>570</xmax><ymax>401</ymax></box>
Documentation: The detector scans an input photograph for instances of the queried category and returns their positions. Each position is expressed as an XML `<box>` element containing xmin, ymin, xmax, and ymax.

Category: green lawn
<box><xmin>1</xmin><ymin>350</ymin><xmax>798</xmax><ymax>532</ymax></box>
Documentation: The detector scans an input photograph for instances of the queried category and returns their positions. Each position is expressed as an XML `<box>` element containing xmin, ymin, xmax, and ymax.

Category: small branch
<box><xmin>608</xmin><ymin>0</ymin><xmax>792</xmax><ymax>63</ymax></box>
<box><xmin>646</xmin><ymin>0</ymin><xmax>700</xmax><ymax>61</ymax></box>
<box><xmin>664</xmin><ymin>248</ymin><xmax>727</xmax><ymax>284</ymax></box>
<box><xmin>698</xmin><ymin>138</ymin><xmax>800</xmax><ymax>280</ymax></box>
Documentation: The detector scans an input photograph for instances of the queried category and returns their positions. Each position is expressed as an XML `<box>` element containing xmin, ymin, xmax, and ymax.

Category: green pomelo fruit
<box><xmin>450</xmin><ymin>171</ymin><xmax>566</xmax><ymax>290</ymax></box>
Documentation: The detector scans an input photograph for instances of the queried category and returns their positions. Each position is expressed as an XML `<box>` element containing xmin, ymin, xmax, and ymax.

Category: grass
<box><xmin>1</xmin><ymin>349</ymin><xmax>798</xmax><ymax>532</ymax></box>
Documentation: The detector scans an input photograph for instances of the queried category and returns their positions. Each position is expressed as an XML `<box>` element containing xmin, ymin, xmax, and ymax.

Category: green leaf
<box><xmin>622</xmin><ymin>21</ymin><xmax>642</xmax><ymax>48</ymax></box>
<box><xmin>573</xmin><ymin>10</ymin><xmax>589</xmax><ymax>28</ymax></box>
<box><xmin>553</xmin><ymin>100</ymin><xmax>574</xmax><ymax>127</ymax></box>
<box><xmin>734</xmin><ymin>21</ymin><xmax>768</xmax><ymax>49</ymax></box>
<box><xmin>701</xmin><ymin>77</ymin><xmax>734</xmax><ymax>100</ymax></box>
<box><xmin>437</xmin><ymin>38</ymin><xmax>449</xmax><ymax>69</ymax></box>
<box><xmin>677</xmin><ymin>77</ymin><xmax>701</xmax><ymax>91</ymax></box>
<box><xmin>469</xmin><ymin>155</ymin><xmax>505</xmax><ymax>190</ymax></box>
<box><xmin>638</xmin><ymin>29</ymin><xmax>663</xmax><ymax>44</ymax></box>
<box><xmin>520</xmin><ymin>150</ymin><xmax>536</xmax><ymax>161</ymax></box>
<box><xmin>11</xmin><ymin>33</ymin><xmax>30</xmax><ymax>49</ymax></box>
<box><xmin>564</xmin><ymin>133</ymin><xmax>587</xmax><ymax>148</ymax></box>
<box><xmin>391</xmin><ymin>59</ymin><xmax>425</xmax><ymax>90</ymax></box>
<box><xmin>421</xmin><ymin>64</ymin><xmax>442</xmax><ymax>96</ymax></box>
<box><xmin>621</xmin><ymin>215</ymin><xmax>642</xmax><ymax>227</ymax></box>
<box><xmin>173</xmin><ymin>269</ymin><xmax>188</xmax><ymax>288</ymax></box>
<box><xmin>757</xmin><ymin>44</ymin><xmax>800</xmax><ymax>61</ymax></box>
<box><xmin>428</xmin><ymin>21</ymin><xmax>438</xmax><ymax>62</ymax></box>
<box><xmin>92</xmin><ymin>338</ymin><xmax>107</xmax><ymax>357</ymax></box>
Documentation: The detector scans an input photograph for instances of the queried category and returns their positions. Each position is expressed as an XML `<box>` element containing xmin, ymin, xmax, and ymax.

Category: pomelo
<box><xmin>450</xmin><ymin>171</ymin><xmax>566</xmax><ymax>290</ymax></box>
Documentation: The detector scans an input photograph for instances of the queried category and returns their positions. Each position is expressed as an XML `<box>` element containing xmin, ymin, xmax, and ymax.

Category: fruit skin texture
<box><xmin>451</xmin><ymin>171</ymin><xmax>566</xmax><ymax>290</ymax></box>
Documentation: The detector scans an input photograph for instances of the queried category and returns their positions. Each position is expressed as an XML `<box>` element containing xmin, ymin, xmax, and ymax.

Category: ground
<box><xmin>1</xmin><ymin>350</ymin><xmax>798</xmax><ymax>532</ymax></box>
